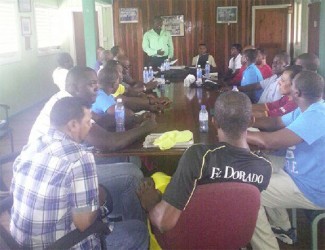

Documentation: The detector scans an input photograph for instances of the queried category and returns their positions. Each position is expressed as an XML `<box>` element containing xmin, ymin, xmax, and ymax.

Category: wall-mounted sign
<box><xmin>161</xmin><ymin>15</ymin><xmax>185</xmax><ymax>36</ymax></box>
<box><xmin>119</xmin><ymin>8</ymin><xmax>138</xmax><ymax>23</ymax></box>
<box><xmin>217</xmin><ymin>6</ymin><xmax>238</xmax><ymax>23</ymax></box>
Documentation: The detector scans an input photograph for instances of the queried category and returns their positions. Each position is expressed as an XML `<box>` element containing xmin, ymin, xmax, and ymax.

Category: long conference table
<box><xmin>96</xmin><ymin>81</ymin><xmax>220</xmax><ymax>157</ymax></box>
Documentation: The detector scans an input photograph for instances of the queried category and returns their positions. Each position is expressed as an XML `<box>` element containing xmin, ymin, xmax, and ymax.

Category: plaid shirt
<box><xmin>10</xmin><ymin>128</ymin><xmax>100</xmax><ymax>249</ymax></box>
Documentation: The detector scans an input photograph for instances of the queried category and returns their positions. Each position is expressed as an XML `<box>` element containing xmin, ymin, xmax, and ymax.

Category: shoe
<box><xmin>271</xmin><ymin>226</ymin><xmax>297</xmax><ymax>245</ymax></box>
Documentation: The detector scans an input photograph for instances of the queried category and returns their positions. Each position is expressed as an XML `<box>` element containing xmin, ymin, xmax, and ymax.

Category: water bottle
<box><xmin>199</xmin><ymin>105</ymin><xmax>209</xmax><ymax>133</ymax></box>
<box><xmin>143</xmin><ymin>67</ymin><xmax>149</xmax><ymax>83</ymax></box>
<box><xmin>205</xmin><ymin>61</ymin><xmax>210</xmax><ymax>78</ymax></box>
<box><xmin>196</xmin><ymin>65</ymin><xmax>202</xmax><ymax>83</ymax></box>
<box><xmin>115</xmin><ymin>98</ymin><xmax>125</xmax><ymax>132</ymax></box>
<box><xmin>232</xmin><ymin>86</ymin><xmax>239</xmax><ymax>91</ymax></box>
<box><xmin>160</xmin><ymin>62</ymin><xmax>165</xmax><ymax>72</ymax></box>
<box><xmin>166</xmin><ymin>59</ymin><xmax>170</xmax><ymax>71</ymax></box>
<box><xmin>148</xmin><ymin>66</ymin><xmax>154</xmax><ymax>81</ymax></box>
<box><xmin>160</xmin><ymin>74</ymin><xmax>165</xmax><ymax>85</ymax></box>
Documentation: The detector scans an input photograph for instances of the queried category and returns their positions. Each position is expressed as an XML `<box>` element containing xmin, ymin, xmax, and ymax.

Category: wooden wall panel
<box><xmin>113</xmin><ymin>0</ymin><xmax>293</xmax><ymax>80</ymax></box>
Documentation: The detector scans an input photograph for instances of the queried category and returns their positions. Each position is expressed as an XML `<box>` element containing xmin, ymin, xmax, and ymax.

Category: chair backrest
<box><xmin>152</xmin><ymin>182</ymin><xmax>260</xmax><ymax>250</ymax></box>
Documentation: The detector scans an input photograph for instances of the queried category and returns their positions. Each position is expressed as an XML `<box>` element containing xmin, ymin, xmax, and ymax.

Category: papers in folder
<box><xmin>143</xmin><ymin>133</ymin><xmax>194</xmax><ymax>149</ymax></box>
<box><xmin>170</xmin><ymin>59</ymin><xmax>178</xmax><ymax>65</ymax></box>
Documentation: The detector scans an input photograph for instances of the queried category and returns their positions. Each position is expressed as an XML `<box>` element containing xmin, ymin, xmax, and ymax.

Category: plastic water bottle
<box><xmin>160</xmin><ymin>74</ymin><xmax>165</xmax><ymax>85</ymax></box>
<box><xmin>148</xmin><ymin>66</ymin><xmax>154</xmax><ymax>81</ymax></box>
<box><xmin>166</xmin><ymin>59</ymin><xmax>170</xmax><ymax>71</ymax></box>
<box><xmin>115</xmin><ymin>98</ymin><xmax>125</xmax><ymax>132</ymax></box>
<box><xmin>196</xmin><ymin>65</ymin><xmax>202</xmax><ymax>83</ymax></box>
<box><xmin>232</xmin><ymin>86</ymin><xmax>239</xmax><ymax>91</ymax></box>
<box><xmin>205</xmin><ymin>61</ymin><xmax>210</xmax><ymax>78</ymax></box>
<box><xmin>160</xmin><ymin>62</ymin><xmax>165</xmax><ymax>72</ymax></box>
<box><xmin>143</xmin><ymin>67</ymin><xmax>149</xmax><ymax>83</ymax></box>
<box><xmin>199</xmin><ymin>105</ymin><xmax>209</xmax><ymax>132</ymax></box>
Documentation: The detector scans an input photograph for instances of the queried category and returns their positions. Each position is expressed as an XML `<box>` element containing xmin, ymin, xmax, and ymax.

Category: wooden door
<box><xmin>308</xmin><ymin>2</ymin><xmax>320</xmax><ymax>56</ymax></box>
<box><xmin>73</xmin><ymin>12</ymin><xmax>99</xmax><ymax>66</ymax></box>
<box><xmin>254</xmin><ymin>8</ymin><xmax>288</xmax><ymax>66</ymax></box>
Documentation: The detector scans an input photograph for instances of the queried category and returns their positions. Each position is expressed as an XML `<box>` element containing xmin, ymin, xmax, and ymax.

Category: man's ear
<box><xmin>211</xmin><ymin>116</ymin><xmax>219</xmax><ymax>130</ymax></box>
<box><xmin>66</xmin><ymin>119</ymin><xmax>79</xmax><ymax>135</ymax></box>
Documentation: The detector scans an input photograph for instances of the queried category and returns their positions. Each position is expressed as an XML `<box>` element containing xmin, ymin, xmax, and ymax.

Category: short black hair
<box><xmin>111</xmin><ymin>46</ymin><xmax>121</xmax><ymax>57</ymax></box>
<box><xmin>214</xmin><ymin>91</ymin><xmax>252</xmax><ymax>140</ymax></box>
<box><xmin>199</xmin><ymin>43</ymin><xmax>207</xmax><ymax>47</ymax></box>
<box><xmin>98</xmin><ymin>67</ymin><xmax>120</xmax><ymax>88</ymax></box>
<box><xmin>243</xmin><ymin>49</ymin><xmax>258</xmax><ymax>63</ymax></box>
<box><xmin>105</xmin><ymin>59</ymin><xmax>120</xmax><ymax>69</ymax></box>
<box><xmin>283</xmin><ymin>65</ymin><xmax>303</xmax><ymax>80</ymax></box>
<box><xmin>295</xmin><ymin>53</ymin><xmax>320</xmax><ymax>71</ymax></box>
<box><xmin>293</xmin><ymin>71</ymin><xmax>324</xmax><ymax>102</ymax></box>
<box><xmin>275</xmin><ymin>52</ymin><xmax>291</xmax><ymax>66</ymax></box>
<box><xmin>231</xmin><ymin>43</ymin><xmax>242</xmax><ymax>53</ymax></box>
<box><xmin>57</xmin><ymin>52</ymin><xmax>72</xmax><ymax>68</ymax></box>
<box><xmin>50</xmin><ymin>97</ymin><xmax>91</xmax><ymax>128</ymax></box>
<box><xmin>65</xmin><ymin>66</ymin><xmax>96</xmax><ymax>94</ymax></box>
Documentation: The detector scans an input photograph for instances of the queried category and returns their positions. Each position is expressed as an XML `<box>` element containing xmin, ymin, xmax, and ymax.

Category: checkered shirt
<box><xmin>10</xmin><ymin>128</ymin><xmax>100</xmax><ymax>249</ymax></box>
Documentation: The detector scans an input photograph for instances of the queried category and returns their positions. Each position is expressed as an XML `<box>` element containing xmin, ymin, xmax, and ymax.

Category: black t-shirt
<box><xmin>163</xmin><ymin>142</ymin><xmax>272</xmax><ymax>210</ymax></box>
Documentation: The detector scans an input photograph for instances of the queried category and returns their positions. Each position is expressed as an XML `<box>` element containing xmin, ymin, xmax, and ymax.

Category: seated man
<box><xmin>256</xmin><ymin>48</ymin><xmax>273</xmax><ymax>79</ymax></box>
<box><xmin>97</xmin><ymin>50</ymin><xmax>113</xmax><ymax>73</ymax></box>
<box><xmin>10</xmin><ymin>97</ymin><xmax>148</xmax><ymax>249</ymax></box>
<box><xmin>224</xmin><ymin>43</ymin><xmax>242</xmax><ymax>81</ymax></box>
<box><xmin>295</xmin><ymin>52</ymin><xmax>320</xmax><ymax>72</ymax></box>
<box><xmin>191</xmin><ymin>43</ymin><xmax>216</xmax><ymax>69</ymax></box>
<box><xmin>237</xmin><ymin>52</ymin><xmax>290</xmax><ymax>104</ymax></box>
<box><xmin>28</xmin><ymin>66</ymin><xmax>156</xmax><ymax>222</ymax></box>
<box><xmin>52</xmin><ymin>52</ymin><xmax>74</xmax><ymax>91</ymax></box>
<box><xmin>241</xmin><ymin>49</ymin><xmax>263</xmax><ymax>103</ymax></box>
<box><xmin>247</xmin><ymin>71</ymin><xmax>325</xmax><ymax>249</ymax></box>
<box><xmin>137</xmin><ymin>91</ymin><xmax>272</xmax><ymax>232</ymax></box>
<box><xmin>111</xmin><ymin>45</ymin><xmax>125</xmax><ymax>60</ymax></box>
<box><xmin>252</xmin><ymin>65</ymin><xmax>302</xmax><ymax>118</ymax></box>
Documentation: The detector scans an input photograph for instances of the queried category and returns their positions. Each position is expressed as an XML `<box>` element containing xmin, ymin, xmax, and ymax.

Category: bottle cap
<box><xmin>149</xmin><ymin>66</ymin><xmax>152</xmax><ymax>69</ymax></box>
<box><xmin>144</xmin><ymin>67</ymin><xmax>147</xmax><ymax>69</ymax></box>
<box><xmin>197</xmin><ymin>65</ymin><xmax>201</xmax><ymax>68</ymax></box>
<box><xmin>206</xmin><ymin>61</ymin><xmax>209</xmax><ymax>63</ymax></box>
<box><xmin>201</xmin><ymin>105</ymin><xmax>206</xmax><ymax>109</ymax></box>
<box><xmin>117</xmin><ymin>98</ymin><xmax>122</xmax><ymax>103</ymax></box>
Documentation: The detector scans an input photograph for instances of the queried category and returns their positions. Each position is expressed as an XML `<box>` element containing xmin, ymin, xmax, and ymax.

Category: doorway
<box><xmin>308</xmin><ymin>2</ymin><xmax>320</xmax><ymax>56</ymax></box>
<box><xmin>252</xmin><ymin>5</ymin><xmax>291</xmax><ymax>66</ymax></box>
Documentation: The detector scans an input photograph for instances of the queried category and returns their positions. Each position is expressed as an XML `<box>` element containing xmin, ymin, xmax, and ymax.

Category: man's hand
<box><xmin>146</xmin><ymin>80</ymin><xmax>159</xmax><ymax>91</ymax></box>
<box><xmin>140</xmin><ymin>113</ymin><xmax>157</xmax><ymax>130</ymax></box>
<box><xmin>157</xmin><ymin>49</ymin><xmax>165</xmax><ymax>56</ymax></box>
<box><xmin>137</xmin><ymin>178</ymin><xmax>162</xmax><ymax>212</ymax></box>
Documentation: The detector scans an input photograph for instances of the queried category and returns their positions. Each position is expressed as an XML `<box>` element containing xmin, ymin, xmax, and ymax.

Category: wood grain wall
<box><xmin>113</xmin><ymin>0</ymin><xmax>293</xmax><ymax>80</ymax></box>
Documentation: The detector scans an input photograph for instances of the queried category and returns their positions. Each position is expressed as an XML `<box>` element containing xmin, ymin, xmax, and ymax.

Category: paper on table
<box><xmin>143</xmin><ymin>133</ymin><xmax>194</xmax><ymax>148</ymax></box>
<box><xmin>170</xmin><ymin>59</ymin><xmax>178</xmax><ymax>65</ymax></box>
<box><xmin>247</xmin><ymin>127</ymin><xmax>260</xmax><ymax>132</ymax></box>
<box><xmin>170</xmin><ymin>65</ymin><xmax>185</xmax><ymax>70</ymax></box>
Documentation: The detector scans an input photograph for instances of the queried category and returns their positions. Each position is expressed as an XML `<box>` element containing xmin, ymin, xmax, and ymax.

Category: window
<box><xmin>35</xmin><ymin>6</ymin><xmax>62</xmax><ymax>53</ymax></box>
<box><xmin>0</xmin><ymin>0</ymin><xmax>20</xmax><ymax>64</ymax></box>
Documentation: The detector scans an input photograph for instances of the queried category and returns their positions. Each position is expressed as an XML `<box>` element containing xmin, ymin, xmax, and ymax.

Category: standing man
<box><xmin>11</xmin><ymin>97</ymin><xmax>148</xmax><ymax>249</ymax></box>
<box><xmin>142</xmin><ymin>16</ymin><xmax>174</xmax><ymax>68</ymax></box>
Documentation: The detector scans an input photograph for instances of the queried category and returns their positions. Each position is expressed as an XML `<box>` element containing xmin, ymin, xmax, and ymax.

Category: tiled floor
<box><xmin>1</xmin><ymin>103</ymin><xmax>325</xmax><ymax>249</ymax></box>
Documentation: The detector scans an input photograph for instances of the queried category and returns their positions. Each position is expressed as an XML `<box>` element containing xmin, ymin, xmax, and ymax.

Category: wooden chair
<box><xmin>152</xmin><ymin>182</ymin><xmax>261</xmax><ymax>250</ymax></box>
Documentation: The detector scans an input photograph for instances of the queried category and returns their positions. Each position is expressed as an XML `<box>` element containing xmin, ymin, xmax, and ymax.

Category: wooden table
<box><xmin>96</xmin><ymin>82</ymin><xmax>220</xmax><ymax>157</ymax></box>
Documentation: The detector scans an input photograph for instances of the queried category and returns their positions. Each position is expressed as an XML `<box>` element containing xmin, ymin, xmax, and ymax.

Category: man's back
<box><xmin>162</xmin><ymin>142</ymin><xmax>272</xmax><ymax>210</ymax></box>
<box><xmin>11</xmin><ymin>128</ymin><xmax>99</xmax><ymax>249</ymax></box>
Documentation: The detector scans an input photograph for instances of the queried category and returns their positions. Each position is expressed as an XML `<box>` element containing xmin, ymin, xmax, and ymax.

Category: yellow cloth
<box><xmin>112</xmin><ymin>84</ymin><xmax>125</xmax><ymax>97</ymax></box>
<box><xmin>153</xmin><ymin>130</ymin><xmax>193</xmax><ymax>150</ymax></box>
<box><xmin>148</xmin><ymin>172</ymin><xmax>171</xmax><ymax>250</ymax></box>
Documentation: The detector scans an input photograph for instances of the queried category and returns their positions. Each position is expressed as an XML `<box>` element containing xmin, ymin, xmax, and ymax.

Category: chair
<box><xmin>292</xmin><ymin>208</ymin><xmax>325</xmax><ymax>250</ymax></box>
<box><xmin>0</xmin><ymin>104</ymin><xmax>14</xmax><ymax>153</ymax></box>
<box><xmin>0</xmin><ymin>152</ymin><xmax>111</xmax><ymax>250</ymax></box>
<box><xmin>152</xmin><ymin>182</ymin><xmax>261</xmax><ymax>250</ymax></box>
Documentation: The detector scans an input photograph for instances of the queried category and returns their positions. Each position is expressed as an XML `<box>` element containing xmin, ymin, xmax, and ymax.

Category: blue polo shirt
<box><xmin>241</xmin><ymin>64</ymin><xmax>263</xmax><ymax>102</ymax></box>
<box><xmin>281</xmin><ymin>101</ymin><xmax>325</xmax><ymax>207</ymax></box>
<box><xmin>92</xmin><ymin>89</ymin><xmax>116</xmax><ymax>116</ymax></box>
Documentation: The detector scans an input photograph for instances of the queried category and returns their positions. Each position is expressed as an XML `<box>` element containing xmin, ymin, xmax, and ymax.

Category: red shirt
<box><xmin>230</xmin><ymin>65</ymin><xmax>246</xmax><ymax>86</ymax></box>
<box><xmin>265</xmin><ymin>95</ymin><xmax>297</xmax><ymax>117</ymax></box>
<box><xmin>258</xmin><ymin>64</ymin><xmax>273</xmax><ymax>79</ymax></box>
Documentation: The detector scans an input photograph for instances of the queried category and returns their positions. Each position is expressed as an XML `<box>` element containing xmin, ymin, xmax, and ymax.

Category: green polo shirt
<box><xmin>142</xmin><ymin>29</ymin><xmax>174</xmax><ymax>58</ymax></box>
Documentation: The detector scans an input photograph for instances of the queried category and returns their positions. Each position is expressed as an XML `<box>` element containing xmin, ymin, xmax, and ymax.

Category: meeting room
<box><xmin>1</xmin><ymin>0</ymin><xmax>325</xmax><ymax>249</ymax></box>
